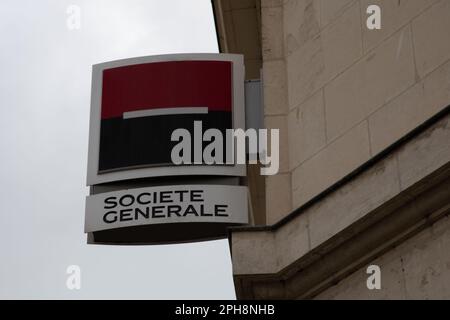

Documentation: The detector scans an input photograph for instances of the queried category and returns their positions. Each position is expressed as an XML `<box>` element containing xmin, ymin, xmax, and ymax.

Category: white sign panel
<box><xmin>85</xmin><ymin>185</ymin><xmax>248</xmax><ymax>233</ymax></box>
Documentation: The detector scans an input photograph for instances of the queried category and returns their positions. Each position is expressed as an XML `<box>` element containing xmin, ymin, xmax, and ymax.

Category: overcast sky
<box><xmin>0</xmin><ymin>0</ymin><xmax>237</xmax><ymax>299</ymax></box>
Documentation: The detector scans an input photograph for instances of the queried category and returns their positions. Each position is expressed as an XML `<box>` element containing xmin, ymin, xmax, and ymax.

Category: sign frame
<box><xmin>86</xmin><ymin>53</ymin><xmax>246</xmax><ymax>186</ymax></box>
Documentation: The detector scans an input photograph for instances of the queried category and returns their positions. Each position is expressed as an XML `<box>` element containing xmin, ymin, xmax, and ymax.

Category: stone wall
<box><xmin>261</xmin><ymin>0</ymin><xmax>450</xmax><ymax>224</ymax></box>
<box><xmin>316</xmin><ymin>214</ymin><xmax>450</xmax><ymax>299</ymax></box>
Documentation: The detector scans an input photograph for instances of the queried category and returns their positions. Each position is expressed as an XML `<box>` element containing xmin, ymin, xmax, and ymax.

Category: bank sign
<box><xmin>85</xmin><ymin>185</ymin><xmax>248</xmax><ymax>233</ymax></box>
<box><xmin>85</xmin><ymin>54</ymin><xmax>248</xmax><ymax>244</ymax></box>
<box><xmin>87</xmin><ymin>54</ymin><xmax>246</xmax><ymax>186</ymax></box>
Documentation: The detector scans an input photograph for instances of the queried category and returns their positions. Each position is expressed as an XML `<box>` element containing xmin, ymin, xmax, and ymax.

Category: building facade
<box><xmin>212</xmin><ymin>0</ymin><xmax>450</xmax><ymax>299</ymax></box>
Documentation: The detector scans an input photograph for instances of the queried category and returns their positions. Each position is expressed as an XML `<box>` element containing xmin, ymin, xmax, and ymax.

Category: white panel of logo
<box><xmin>85</xmin><ymin>185</ymin><xmax>248</xmax><ymax>232</ymax></box>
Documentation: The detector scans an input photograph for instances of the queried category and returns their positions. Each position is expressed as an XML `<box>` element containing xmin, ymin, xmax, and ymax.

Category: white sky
<box><xmin>0</xmin><ymin>0</ymin><xmax>237</xmax><ymax>299</ymax></box>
